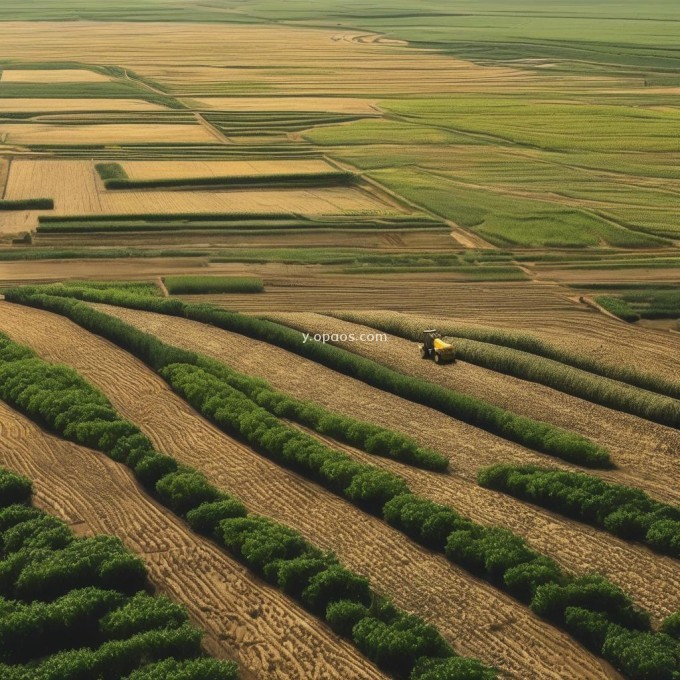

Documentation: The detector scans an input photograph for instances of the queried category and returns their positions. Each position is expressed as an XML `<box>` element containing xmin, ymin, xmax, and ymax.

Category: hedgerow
<box><xmin>3</xmin><ymin>286</ymin><xmax>610</xmax><ymax>468</ymax></box>
<box><xmin>0</xmin><ymin>334</ymin><xmax>492</xmax><ymax>678</ymax></box>
<box><xmin>327</xmin><ymin>312</ymin><xmax>680</xmax><ymax>429</ymax></box>
<box><xmin>0</xmin><ymin>198</ymin><xmax>54</xmax><ymax>210</ymax></box>
<box><xmin>163</xmin><ymin>276</ymin><xmax>264</xmax><ymax>295</ymax></box>
<box><xmin>101</xmin><ymin>170</ymin><xmax>354</xmax><ymax>190</ymax></box>
<box><xmin>95</xmin><ymin>162</ymin><xmax>128</xmax><ymax>181</ymax></box>
<box><xmin>0</xmin><ymin>468</ymin><xmax>238</xmax><ymax>678</ymax></box>
<box><xmin>478</xmin><ymin>464</ymin><xmax>680</xmax><ymax>559</ymax></box>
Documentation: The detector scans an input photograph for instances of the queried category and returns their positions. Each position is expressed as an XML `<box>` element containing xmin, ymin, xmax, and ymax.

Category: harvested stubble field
<box><xmin>0</xmin><ymin>68</ymin><xmax>111</xmax><ymax>82</ymax></box>
<box><xmin>0</xmin><ymin>122</ymin><xmax>213</xmax><ymax>145</ymax></box>
<box><xmin>0</xmin><ymin>22</ymin><xmax>538</xmax><ymax>97</ymax></box>
<box><xmin>121</xmin><ymin>159</ymin><xmax>335</xmax><ymax>180</ymax></box>
<box><xmin>193</xmin><ymin>97</ymin><xmax>379</xmax><ymax>114</ymax></box>
<box><xmin>0</xmin><ymin>399</ymin><xmax>383</xmax><ymax>680</ymax></box>
<box><xmin>185</xmin><ymin>279</ymin><xmax>575</xmax><ymax>315</ymax></box>
<box><xmin>79</xmin><ymin>302</ymin><xmax>680</xmax><ymax>624</ymax></box>
<box><xmin>0</xmin><ymin>98</ymin><xmax>165</xmax><ymax>112</ymax></box>
<box><xmin>0</xmin><ymin>301</ymin><xmax>619</xmax><ymax>680</ymax></box>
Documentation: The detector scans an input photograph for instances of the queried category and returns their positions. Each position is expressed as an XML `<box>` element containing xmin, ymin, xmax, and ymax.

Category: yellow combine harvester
<box><xmin>418</xmin><ymin>329</ymin><xmax>455</xmax><ymax>365</ymax></box>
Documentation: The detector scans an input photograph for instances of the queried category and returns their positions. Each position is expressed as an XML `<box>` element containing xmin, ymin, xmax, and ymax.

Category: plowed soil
<box><xmin>80</xmin><ymin>304</ymin><xmax>680</xmax><ymax>624</ymax></box>
<box><xmin>0</xmin><ymin>301</ymin><xmax>616</xmax><ymax>680</ymax></box>
<box><xmin>0</xmin><ymin>400</ymin><xmax>383</xmax><ymax>680</ymax></box>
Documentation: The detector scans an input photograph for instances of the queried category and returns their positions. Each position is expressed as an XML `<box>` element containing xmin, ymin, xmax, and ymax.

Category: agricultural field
<box><xmin>0</xmin><ymin>1</ymin><xmax>678</xmax><ymax>679</ymax></box>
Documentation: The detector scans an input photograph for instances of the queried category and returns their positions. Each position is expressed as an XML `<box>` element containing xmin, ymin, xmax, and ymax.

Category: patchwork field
<box><xmin>0</xmin><ymin>2</ymin><xmax>678</xmax><ymax>679</ymax></box>
<box><xmin>0</xmin><ymin>159</ymin><xmax>393</xmax><ymax>231</ymax></box>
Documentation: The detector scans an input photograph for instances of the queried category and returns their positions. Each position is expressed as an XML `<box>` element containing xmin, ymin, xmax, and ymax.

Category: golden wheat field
<box><xmin>121</xmin><ymin>159</ymin><xmax>336</xmax><ymax>180</ymax></box>
<box><xmin>192</xmin><ymin>96</ymin><xmax>379</xmax><ymax>113</ymax></box>
<box><xmin>0</xmin><ymin>68</ymin><xmax>111</xmax><ymax>82</ymax></box>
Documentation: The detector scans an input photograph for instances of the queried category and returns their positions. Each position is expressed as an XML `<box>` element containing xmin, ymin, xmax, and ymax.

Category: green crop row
<box><xmin>479</xmin><ymin>465</ymin><xmax>680</xmax><ymax>559</ymax></box>
<box><xmin>197</xmin><ymin>358</ymin><xmax>448</xmax><ymax>471</ymax></box>
<box><xmin>0</xmin><ymin>468</ymin><xmax>238</xmax><ymax>679</ymax></box>
<box><xmin>331</xmin><ymin>311</ymin><xmax>680</xmax><ymax>402</ymax></box>
<box><xmin>163</xmin><ymin>276</ymin><xmax>264</xmax><ymax>295</ymax></box>
<box><xmin>327</xmin><ymin>312</ymin><xmax>680</xmax><ymax>429</ymax></box>
<box><xmin>0</xmin><ymin>199</ymin><xmax>53</xmax><ymax>211</ymax></box>
<box><xmin>102</xmin><ymin>171</ymin><xmax>355</xmax><ymax>190</ymax></box>
<box><xmin>4</xmin><ymin>285</ymin><xmax>610</xmax><ymax>468</ymax></box>
<box><xmin>0</xmin><ymin>332</ymin><xmax>492</xmax><ymax>679</ymax></box>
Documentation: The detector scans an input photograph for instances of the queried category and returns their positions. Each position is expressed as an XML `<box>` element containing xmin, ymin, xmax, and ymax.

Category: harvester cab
<box><xmin>419</xmin><ymin>329</ymin><xmax>456</xmax><ymax>364</ymax></box>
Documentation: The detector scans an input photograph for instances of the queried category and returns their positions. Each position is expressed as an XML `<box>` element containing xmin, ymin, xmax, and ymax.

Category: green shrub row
<box><xmin>102</xmin><ymin>171</ymin><xmax>354</xmax><ymax>190</ymax></box>
<box><xmin>5</xmin><ymin>286</ymin><xmax>610</xmax><ymax>467</ymax></box>
<box><xmin>163</xmin><ymin>276</ymin><xmax>264</xmax><ymax>295</ymax></box>
<box><xmin>0</xmin><ymin>334</ymin><xmax>492</xmax><ymax>679</ymax></box>
<box><xmin>329</xmin><ymin>311</ymin><xmax>680</xmax><ymax>402</ymax></box>
<box><xmin>0</xmin><ymin>199</ymin><xmax>53</xmax><ymax>210</ymax></box>
<box><xmin>198</xmin><ymin>357</ymin><xmax>448</xmax><ymax>471</ymax></box>
<box><xmin>0</xmin><ymin>468</ymin><xmax>238</xmax><ymax>679</ymax></box>
<box><xmin>5</xmin><ymin>288</ymin><xmax>448</xmax><ymax>471</ymax></box>
<box><xmin>94</xmin><ymin>163</ymin><xmax>128</xmax><ymax>181</ymax></box>
<box><xmin>327</xmin><ymin>312</ymin><xmax>680</xmax><ymax>429</ymax></box>
<box><xmin>478</xmin><ymin>465</ymin><xmax>680</xmax><ymax>559</ymax></box>
<box><xmin>0</xmin><ymin>624</ymin><xmax>207</xmax><ymax>680</ymax></box>
<box><xmin>163</xmin><ymin>363</ymin><xmax>410</xmax><ymax>513</ymax></box>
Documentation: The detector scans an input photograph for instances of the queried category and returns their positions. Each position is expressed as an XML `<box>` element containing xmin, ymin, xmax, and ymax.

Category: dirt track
<box><xmin>80</xmin><ymin>303</ymin><xmax>680</xmax><ymax>623</ymax></box>
<box><xmin>0</xmin><ymin>401</ymin><xmax>383</xmax><ymax>680</ymax></box>
<box><xmin>0</xmin><ymin>301</ymin><xmax>617</xmax><ymax>680</ymax></box>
